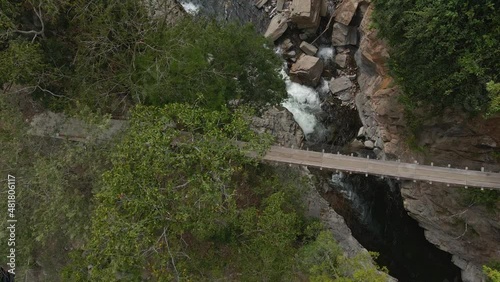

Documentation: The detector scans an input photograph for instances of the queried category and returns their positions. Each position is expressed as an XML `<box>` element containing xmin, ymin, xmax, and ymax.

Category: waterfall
<box><xmin>317</xmin><ymin>46</ymin><xmax>335</xmax><ymax>64</ymax></box>
<box><xmin>179</xmin><ymin>1</ymin><xmax>201</xmax><ymax>15</ymax></box>
<box><xmin>280</xmin><ymin>69</ymin><xmax>327</xmax><ymax>140</ymax></box>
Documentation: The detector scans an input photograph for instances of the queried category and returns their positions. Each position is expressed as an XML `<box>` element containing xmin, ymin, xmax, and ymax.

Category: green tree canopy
<box><xmin>373</xmin><ymin>0</ymin><xmax>500</xmax><ymax>115</ymax></box>
<box><xmin>1</xmin><ymin>1</ymin><xmax>285</xmax><ymax>113</ymax></box>
<box><xmin>132</xmin><ymin>19</ymin><xmax>286</xmax><ymax>109</ymax></box>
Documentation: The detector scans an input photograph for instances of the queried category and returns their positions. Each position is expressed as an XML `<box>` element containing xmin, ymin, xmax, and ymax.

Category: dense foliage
<box><xmin>372</xmin><ymin>0</ymin><xmax>500</xmax><ymax>115</ymax></box>
<box><xmin>0</xmin><ymin>94</ymin><xmax>112</xmax><ymax>277</ymax></box>
<box><xmin>484</xmin><ymin>265</ymin><xmax>500</xmax><ymax>282</ymax></box>
<box><xmin>0</xmin><ymin>0</ymin><xmax>285</xmax><ymax>112</ymax></box>
<box><xmin>1</xmin><ymin>1</ymin><xmax>388</xmax><ymax>280</ymax></box>
<box><xmin>59</xmin><ymin>104</ymin><xmax>388</xmax><ymax>281</ymax></box>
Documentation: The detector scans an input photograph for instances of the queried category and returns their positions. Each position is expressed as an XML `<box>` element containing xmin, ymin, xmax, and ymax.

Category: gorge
<box><xmin>190</xmin><ymin>0</ymin><xmax>500</xmax><ymax>281</ymax></box>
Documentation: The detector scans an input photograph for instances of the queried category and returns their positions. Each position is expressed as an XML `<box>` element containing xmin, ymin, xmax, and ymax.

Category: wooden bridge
<box><xmin>262</xmin><ymin>145</ymin><xmax>500</xmax><ymax>190</ymax></box>
<box><xmin>28</xmin><ymin>112</ymin><xmax>500</xmax><ymax>190</ymax></box>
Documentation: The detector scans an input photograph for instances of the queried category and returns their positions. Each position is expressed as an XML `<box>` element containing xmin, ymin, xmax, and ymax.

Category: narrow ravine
<box><xmin>320</xmin><ymin>173</ymin><xmax>463</xmax><ymax>281</ymax></box>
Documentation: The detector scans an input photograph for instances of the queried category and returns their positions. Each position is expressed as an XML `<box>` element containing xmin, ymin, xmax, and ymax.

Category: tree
<box><xmin>0</xmin><ymin>93</ymin><xmax>113</xmax><ymax>280</ymax></box>
<box><xmin>1</xmin><ymin>1</ymin><xmax>285</xmax><ymax>114</ymax></box>
<box><xmin>486</xmin><ymin>81</ymin><xmax>500</xmax><ymax>116</ymax></box>
<box><xmin>132</xmin><ymin>19</ymin><xmax>286</xmax><ymax>109</ymax></box>
<box><xmin>63</xmin><ymin>104</ymin><xmax>277</xmax><ymax>280</ymax></box>
<box><xmin>372</xmin><ymin>0</ymin><xmax>500</xmax><ymax>114</ymax></box>
<box><xmin>484</xmin><ymin>266</ymin><xmax>500</xmax><ymax>282</ymax></box>
<box><xmin>297</xmin><ymin>231</ymin><xmax>389</xmax><ymax>282</ymax></box>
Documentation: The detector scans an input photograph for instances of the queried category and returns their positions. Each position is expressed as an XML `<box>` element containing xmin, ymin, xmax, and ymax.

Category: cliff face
<box><xmin>354</xmin><ymin>3</ymin><xmax>500</xmax><ymax>281</ymax></box>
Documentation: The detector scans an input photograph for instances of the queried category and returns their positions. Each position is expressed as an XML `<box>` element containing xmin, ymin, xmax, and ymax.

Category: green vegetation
<box><xmin>461</xmin><ymin>188</ymin><xmax>500</xmax><ymax>210</ymax></box>
<box><xmin>484</xmin><ymin>261</ymin><xmax>500</xmax><ymax>282</ymax></box>
<box><xmin>0</xmin><ymin>0</ymin><xmax>389</xmax><ymax>280</ymax></box>
<box><xmin>372</xmin><ymin>0</ymin><xmax>500</xmax><ymax>115</ymax></box>
<box><xmin>298</xmin><ymin>231</ymin><xmax>388</xmax><ymax>282</ymax></box>
<box><xmin>1</xmin><ymin>1</ymin><xmax>285</xmax><ymax>113</ymax></box>
<box><xmin>0</xmin><ymin>98</ymin><xmax>388</xmax><ymax>280</ymax></box>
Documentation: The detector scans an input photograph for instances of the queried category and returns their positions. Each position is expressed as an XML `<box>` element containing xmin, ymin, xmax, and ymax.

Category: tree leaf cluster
<box><xmin>372</xmin><ymin>0</ymin><xmax>500</xmax><ymax>115</ymax></box>
<box><xmin>1</xmin><ymin>1</ymin><xmax>285</xmax><ymax>113</ymax></box>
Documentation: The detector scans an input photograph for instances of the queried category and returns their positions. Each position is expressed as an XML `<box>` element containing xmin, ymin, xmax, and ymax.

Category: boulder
<box><xmin>335</xmin><ymin>53</ymin><xmax>348</xmax><ymax>68</ymax></box>
<box><xmin>329</xmin><ymin>76</ymin><xmax>353</xmax><ymax>95</ymax></box>
<box><xmin>264</xmin><ymin>13</ymin><xmax>289</xmax><ymax>41</ymax></box>
<box><xmin>332</xmin><ymin>22</ymin><xmax>358</xmax><ymax>46</ymax></box>
<box><xmin>334</xmin><ymin>0</ymin><xmax>360</xmax><ymax>25</ymax></box>
<box><xmin>255</xmin><ymin>0</ymin><xmax>269</xmax><ymax>9</ymax></box>
<box><xmin>290</xmin><ymin>0</ymin><xmax>321</xmax><ymax>29</ymax></box>
<box><xmin>357</xmin><ymin>126</ymin><xmax>364</xmax><ymax>138</ymax></box>
<box><xmin>364</xmin><ymin>140</ymin><xmax>374</xmax><ymax>149</ymax></box>
<box><xmin>299</xmin><ymin>41</ymin><xmax>318</xmax><ymax>56</ymax></box>
<box><xmin>281</xmin><ymin>38</ymin><xmax>294</xmax><ymax>50</ymax></box>
<box><xmin>277</xmin><ymin>0</ymin><xmax>285</xmax><ymax>11</ymax></box>
<box><xmin>290</xmin><ymin>55</ymin><xmax>324</xmax><ymax>87</ymax></box>
<box><xmin>284</xmin><ymin>50</ymin><xmax>297</xmax><ymax>58</ymax></box>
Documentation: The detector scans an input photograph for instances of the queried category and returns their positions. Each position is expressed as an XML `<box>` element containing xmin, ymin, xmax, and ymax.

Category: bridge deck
<box><xmin>263</xmin><ymin>146</ymin><xmax>500</xmax><ymax>190</ymax></box>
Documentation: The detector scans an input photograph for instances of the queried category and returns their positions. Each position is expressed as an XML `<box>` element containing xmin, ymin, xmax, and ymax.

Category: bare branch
<box><xmin>12</xmin><ymin>3</ymin><xmax>45</xmax><ymax>42</ymax></box>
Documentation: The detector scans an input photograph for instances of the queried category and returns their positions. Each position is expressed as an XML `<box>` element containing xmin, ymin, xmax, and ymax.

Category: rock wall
<box><xmin>353</xmin><ymin>2</ymin><xmax>500</xmax><ymax>281</ymax></box>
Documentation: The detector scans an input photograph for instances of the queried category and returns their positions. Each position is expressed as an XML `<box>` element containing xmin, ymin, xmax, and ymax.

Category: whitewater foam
<box><xmin>317</xmin><ymin>46</ymin><xmax>335</xmax><ymax>63</ymax></box>
<box><xmin>179</xmin><ymin>1</ymin><xmax>201</xmax><ymax>15</ymax></box>
<box><xmin>280</xmin><ymin>69</ymin><xmax>323</xmax><ymax>136</ymax></box>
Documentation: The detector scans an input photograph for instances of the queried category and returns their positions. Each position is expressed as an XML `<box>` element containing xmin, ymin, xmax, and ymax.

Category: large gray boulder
<box><xmin>335</xmin><ymin>53</ymin><xmax>348</xmax><ymax>68</ymax></box>
<box><xmin>334</xmin><ymin>0</ymin><xmax>361</xmax><ymax>25</ymax></box>
<box><xmin>332</xmin><ymin>22</ymin><xmax>358</xmax><ymax>46</ymax></box>
<box><xmin>264</xmin><ymin>13</ymin><xmax>289</xmax><ymax>41</ymax></box>
<box><xmin>255</xmin><ymin>0</ymin><xmax>269</xmax><ymax>9</ymax></box>
<box><xmin>300</xmin><ymin>41</ymin><xmax>318</xmax><ymax>56</ymax></box>
<box><xmin>290</xmin><ymin>55</ymin><xmax>324</xmax><ymax>87</ymax></box>
<box><xmin>290</xmin><ymin>0</ymin><xmax>321</xmax><ymax>29</ymax></box>
<box><xmin>329</xmin><ymin>76</ymin><xmax>353</xmax><ymax>95</ymax></box>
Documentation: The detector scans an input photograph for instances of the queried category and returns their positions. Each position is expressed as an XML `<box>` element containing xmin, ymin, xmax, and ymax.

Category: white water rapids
<box><xmin>179</xmin><ymin>1</ymin><xmax>201</xmax><ymax>15</ymax></box>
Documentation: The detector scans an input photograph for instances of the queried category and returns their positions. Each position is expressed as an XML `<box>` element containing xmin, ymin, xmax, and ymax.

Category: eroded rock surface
<box><xmin>251</xmin><ymin>106</ymin><xmax>304</xmax><ymax>148</ymax></box>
